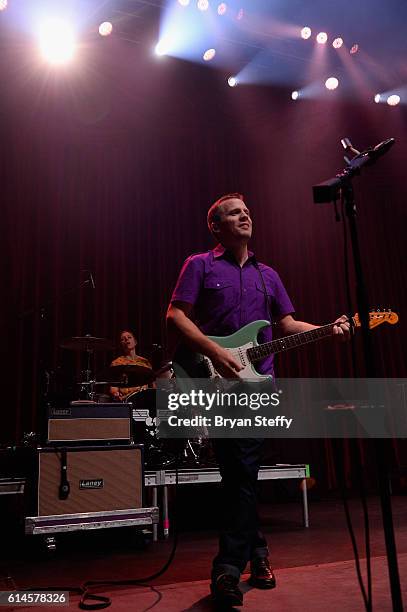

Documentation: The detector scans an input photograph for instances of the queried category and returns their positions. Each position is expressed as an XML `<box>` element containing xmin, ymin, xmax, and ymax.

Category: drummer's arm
<box><xmin>110</xmin><ymin>386</ymin><xmax>122</xmax><ymax>400</ymax></box>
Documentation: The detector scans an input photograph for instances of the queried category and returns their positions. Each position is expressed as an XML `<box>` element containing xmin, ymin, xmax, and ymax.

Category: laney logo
<box><xmin>50</xmin><ymin>408</ymin><xmax>71</xmax><ymax>416</ymax></box>
<box><xmin>79</xmin><ymin>479</ymin><xmax>104</xmax><ymax>489</ymax></box>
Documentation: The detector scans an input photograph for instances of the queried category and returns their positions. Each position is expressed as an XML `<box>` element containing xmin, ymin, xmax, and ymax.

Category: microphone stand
<box><xmin>313</xmin><ymin>138</ymin><xmax>402</xmax><ymax>611</ymax></box>
<box><xmin>18</xmin><ymin>271</ymin><xmax>96</xmax><ymax>443</ymax></box>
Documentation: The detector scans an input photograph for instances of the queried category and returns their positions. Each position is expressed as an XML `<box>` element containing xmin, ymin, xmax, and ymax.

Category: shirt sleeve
<box><xmin>170</xmin><ymin>255</ymin><xmax>205</xmax><ymax>306</ymax></box>
<box><xmin>270</xmin><ymin>271</ymin><xmax>295</xmax><ymax>318</ymax></box>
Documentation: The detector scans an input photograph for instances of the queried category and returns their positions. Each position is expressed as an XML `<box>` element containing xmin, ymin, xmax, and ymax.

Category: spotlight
<box><xmin>228</xmin><ymin>76</ymin><xmax>237</xmax><ymax>87</ymax></box>
<box><xmin>325</xmin><ymin>77</ymin><xmax>339</xmax><ymax>90</ymax></box>
<box><xmin>203</xmin><ymin>48</ymin><xmax>216</xmax><ymax>61</ymax></box>
<box><xmin>0</xmin><ymin>0</ymin><xmax>8</xmax><ymax>11</ymax></box>
<box><xmin>237</xmin><ymin>8</ymin><xmax>244</xmax><ymax>20</ymax></box>
<box><xmin>197</xmin><ymin>0</ymin><xmax>209</xmax><ymax>11</ymax></box>
<box><xmin>350</xmin><ymin>43</ymin><xmax>359</xmax><ymax>55</ymax></box>
<box><xmin>387</xmin><ymin>94</ymin><xmax>400</xmax><ymax>106</ymax></box>
<box><xmin>178</xmin><ymin>0</ymin><xmax>190</xmax><ymax>5</ymax></box>
<box><xmin>332</xmin><ymin>37</ymin><xmax>343</xmax><ymax>49</ymax></box>
<box><xmin>217</xmin><ymin>2</ymin><xmax>227</xmax><ymax>15</ymax></box>
<box><xmin>374</xmin><ymin>94</ymin><xmax>381</xmax><ymax>104</ymax></box>
<box><xmin>291</xmin><ymin>91</ymin><xmax>299</xmax><ymax>100</ymax></box>
<box><xmin>155</xmin><ymin>41</ymin><xmax>167</xmax><ymax>56</ymax></box>
<box><xmin>98</xmin><ymin>22</ymin><xmax>113</xmax><ymax>36</ymax></box>
<box><xmin>38</xmin><ymin>18</ymin><xmax>76</xmax><ymax>65</ymax></box>
<box><xmin>316</xmin><ymin>32</ymin><xmax>328</xmax><ymax>44</ymax></box>
<box><xmin>300</xmin><ymin>27</ymin><xmax>311</xmax><ymax>40</ymax></box>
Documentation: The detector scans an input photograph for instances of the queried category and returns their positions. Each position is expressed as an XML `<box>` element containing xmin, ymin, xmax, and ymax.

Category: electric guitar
<box><xmin>173</xmin><ymin>310</ymin><xmax>398</xmax><ymax>383</ymax></box>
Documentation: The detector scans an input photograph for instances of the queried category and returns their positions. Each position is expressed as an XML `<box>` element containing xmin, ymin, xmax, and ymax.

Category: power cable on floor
<box><xmin>8</xmin><ymin>458</ymin><xmax>180</xmax><ymax>610</ymax></box>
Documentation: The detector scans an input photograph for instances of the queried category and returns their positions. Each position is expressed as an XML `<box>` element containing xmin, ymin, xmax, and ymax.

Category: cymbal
<box><xmin>101</xmin><ymin>364</ymin><xmax>155</xmax><ymax>387</ymax></box>
<box><xmin>60</xmin><ymin>335</ymin><xmax>115</xmax><ymax>351</ymax></box>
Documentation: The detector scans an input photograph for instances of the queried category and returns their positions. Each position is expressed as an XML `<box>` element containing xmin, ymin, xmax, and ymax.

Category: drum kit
<box><xmin>58</xmin><ymin>334</ymin><xmax>212</xmax><ymax>468</ymax></box>
<box><xmin>59</xmin><ymin>334</ymin><xmax>156</xmax><ymax>399</ymax></box>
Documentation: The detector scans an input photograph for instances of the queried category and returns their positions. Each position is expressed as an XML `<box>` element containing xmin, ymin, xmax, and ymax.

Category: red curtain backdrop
<box><xmin>2</xmin><ymin>41</ymin><xmax>406</xmax><ymax>487</ymax></box>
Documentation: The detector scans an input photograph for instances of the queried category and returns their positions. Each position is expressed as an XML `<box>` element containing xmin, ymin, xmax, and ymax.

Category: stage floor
<box><xmin>5</xmin><ymin>555</ymin><xmax>407</xmax><ymax>611</ymax></box>
<box><xmin>1</xmin><ymin>495</ymin><xmax>406</xmax><ymax>611</ymax></box>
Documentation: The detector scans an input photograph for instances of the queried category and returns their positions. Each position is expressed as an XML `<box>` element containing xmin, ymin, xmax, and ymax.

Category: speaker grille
<box><xmin>48</xmin><ymin>418</ymin><xmax>130</xmax><ymax>442</ymax></box>
<box><xmin>38</xmin><ymin>447</ymin><xmax>142</xmax><ymax>516</ymax></box>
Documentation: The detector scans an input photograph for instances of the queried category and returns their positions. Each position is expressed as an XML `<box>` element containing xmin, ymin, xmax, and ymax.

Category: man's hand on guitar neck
<box><xmin>278</xmin><ymin>313</ymin><xmax>351</xmax><ymax>342</ymax></box>
<box><xmin>332</xmin><ymin>314</ymin><xmax>351</xmax><ymax>341</ymax></box>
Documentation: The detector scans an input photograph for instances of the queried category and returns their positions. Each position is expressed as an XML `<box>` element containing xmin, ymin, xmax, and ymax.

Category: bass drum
<box><xmin>127</xmin><ymin>388</ymin><xmax>157</xmax><ymax>415</ymax></box>
<box><xmin>127</xmin><ymin>389</ymin><xmax>176</xmax><ymax>468</ymax></box>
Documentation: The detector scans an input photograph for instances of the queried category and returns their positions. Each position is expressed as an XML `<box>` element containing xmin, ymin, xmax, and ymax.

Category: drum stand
<box><xmin>78</xmin><ymin>347</ymin><xmax>95</xmax><ymax>401</ymax></box>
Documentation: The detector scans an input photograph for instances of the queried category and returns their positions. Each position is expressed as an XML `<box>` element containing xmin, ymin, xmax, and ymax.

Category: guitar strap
<box><xmin>253</xmin><ymin>260</ymin><xmax>274</xmax><ymax>326</ymax></box>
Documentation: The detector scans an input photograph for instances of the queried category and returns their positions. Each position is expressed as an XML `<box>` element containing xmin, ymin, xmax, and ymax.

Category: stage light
<box><xmin>99</xmin><ymin>22</ymin><xmax>113</xmax><ymax>37</ymax></box>
<box><xmin>178</xmin><ymin>0</ymin><xmax>190</xmax><ymax>5</ymax></box>
<box><xmin>374</xmin><ymin>94</ymin><xmax>381</xmax><ymax>104</ymax></box>
<box><xmin>228</xmin><ymin>76</ymin><xmax>237</xmax><ymax>87</ymax></box>
<box><xmin>350</xmin><ymin>43</ymin><xmax>359</xmax><ymax>55</ymax></box>
<box><xmin>237</xmin><ymin>8</ymin><xmax>244</xmax><ymax>20</ymax></box>
<box><xmin>217</xmin><ymin>2</ymin><xmax>227</xmax><ymax>15</ymax></box>
<box><xmin>197</xmin><ymin>0</ymin><xmax>209</xmax><ymax>11</ymax></box>
<box><xmin>203</xmin><ymin>48</ymin><xmax>216</xmax><ymax>61</ymax></box>
<box><xmin>300</xmin><ymin>27</ymin><xmax>311</xmax><ymax>40</ymax></box>
<box><xmin>38</xmin><ymin>18</ymin><xmax>76</xmax><ymax>65</ymax></box>
<box><xmin>0</xmin><ymin>0</ymin><xmax>8</xmax><ymax>12</ymax></box>
<box><xmin>155</xmin><ymin>40</ymin><xmax>168</xmax><ymax>56</ymax></box>
<box><xmin>291</xmin><ymin>91</ymin><xmax>299</xmax><ymax>100</ymax></box>
<box><xmin>332</xmin><ymin>37</ymin><xmax>343</xmax><ymax>49</ymax></box>
<box><xmin>316</xmin><ymin>32</ymin><xmax>328</xmax><ymax>44</ymax></box>
<box><xmin>325</xmin><ymin>77</ymin><xmax>339</xmax><ymax>90</ymax></box>
<box><xmin>387</xmin><ymin>94</ymin><xmax>400</xmax><ymax>106</ymax></box>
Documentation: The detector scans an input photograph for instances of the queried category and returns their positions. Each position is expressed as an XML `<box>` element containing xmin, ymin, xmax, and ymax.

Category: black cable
<box><xmin>8</xmin><ymin>457</ymin><xmax>180</xmax><ymax>610</ymax></box>
<box><xmin>142</xmin><ymin>584</ymin><xmax>163</xmax><ymax>612</ymax></box>
<box><xmin>339</xmin><ymin>193</ymin><xmax>372</xmax><ymax>612</ymax></box>
<box><xmin>78</xmin><ymin>456</ymin><xmax>180</xmax><ymax>609</ymax></box>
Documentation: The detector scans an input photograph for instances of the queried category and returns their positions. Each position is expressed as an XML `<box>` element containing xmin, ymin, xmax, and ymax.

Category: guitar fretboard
<box><xmin>247</xmin><ymin>322</ymin><xmax>338</xmax><ymax>363</ymax></box>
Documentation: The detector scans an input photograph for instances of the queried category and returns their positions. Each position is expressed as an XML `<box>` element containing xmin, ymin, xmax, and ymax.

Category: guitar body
<box><xmin>173</xmin><ymin>320</ymin><xmax>273</xmax><ymax>383</ymax></box>
<box><xmin>172</xmin><ymin>310</ymin><xmax>398</xmax><ymax>390</ymax></box>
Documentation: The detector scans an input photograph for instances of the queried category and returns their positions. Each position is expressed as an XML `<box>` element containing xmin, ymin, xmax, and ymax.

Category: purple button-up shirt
<box><xmin>171</xmin><ymin>244</ymin><xmax>295</xmax><ymax>374</ymax></box>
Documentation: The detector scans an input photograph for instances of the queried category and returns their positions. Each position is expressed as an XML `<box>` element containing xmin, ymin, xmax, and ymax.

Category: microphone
<box><xmin>367</xmin><ymin>137</ymin><xmax>395</xmax><ymax>161</ymax></box>
<box><xmin>341</xmin><ymin>137</ymin><xmax>395</xmax><ymax>166</ymax></box>
<box><xmin>313</xmin><ymin>137</ymin><xmax>396</xmax><ymax>204</ymax></box>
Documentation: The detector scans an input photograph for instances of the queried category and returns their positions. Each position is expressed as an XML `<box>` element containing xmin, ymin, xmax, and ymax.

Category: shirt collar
<box><xmin>212</xmin><ymin>243</ymin><xmax>255</xmax><ymax>261</ymax></box>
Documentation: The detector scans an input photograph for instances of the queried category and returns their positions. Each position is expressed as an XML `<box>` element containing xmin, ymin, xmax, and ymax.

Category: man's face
<box><xmin>120</xmin><ymin>332</ymin><xmax>136</xmax><ymax>352</ymax></box>
<box><xmin>215</xmin><ymin>198</ymin><xmax>252</xmax><ymax>243</ymax></box>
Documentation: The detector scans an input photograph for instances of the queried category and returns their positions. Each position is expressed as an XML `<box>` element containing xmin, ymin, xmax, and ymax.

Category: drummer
<box><xmin>110</xmin><ymin>330</ymin><xmax>153</xmax><ymax>401</ymax></box>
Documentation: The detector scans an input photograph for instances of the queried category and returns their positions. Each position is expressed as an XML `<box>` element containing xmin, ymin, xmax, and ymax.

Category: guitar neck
<box><xmin>247</xmin><ymin>322</ymin><xmax>338</xmax><ymax>363</ymax></box>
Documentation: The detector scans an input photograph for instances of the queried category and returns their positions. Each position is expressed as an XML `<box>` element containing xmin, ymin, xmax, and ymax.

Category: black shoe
<box><xmin>248</xmin><ymin>557</ymin><xmax>276</xmax><ymax>589</ymax></box>
<box><xmin>211</xmin><ymin>574</ymin><xmax>243</xmax><ymax>607</ymax></box>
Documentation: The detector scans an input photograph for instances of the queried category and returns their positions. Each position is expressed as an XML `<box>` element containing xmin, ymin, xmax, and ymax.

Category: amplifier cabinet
<box><xmin>27</xmin><ymin>445</ymin><xmax>143</xmax><ymax>517</ymax></box>
<box><xmin>47</xmin><ymin>403</ymin><xmax>132</xmax><ymax>445</ymax></box>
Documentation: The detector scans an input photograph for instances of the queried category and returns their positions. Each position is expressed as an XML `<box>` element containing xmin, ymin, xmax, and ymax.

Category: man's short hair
<box><xmin>207</xmin><ymin>192</ymin><xmax>245</xmax><ymax>230</ymax></box>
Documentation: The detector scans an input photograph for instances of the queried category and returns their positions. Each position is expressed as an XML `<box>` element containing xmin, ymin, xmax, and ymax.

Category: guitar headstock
<box><xmin>352</xmin><ymin>309</ymin><xmax>399</xmax><ymax>329</ymax></box>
